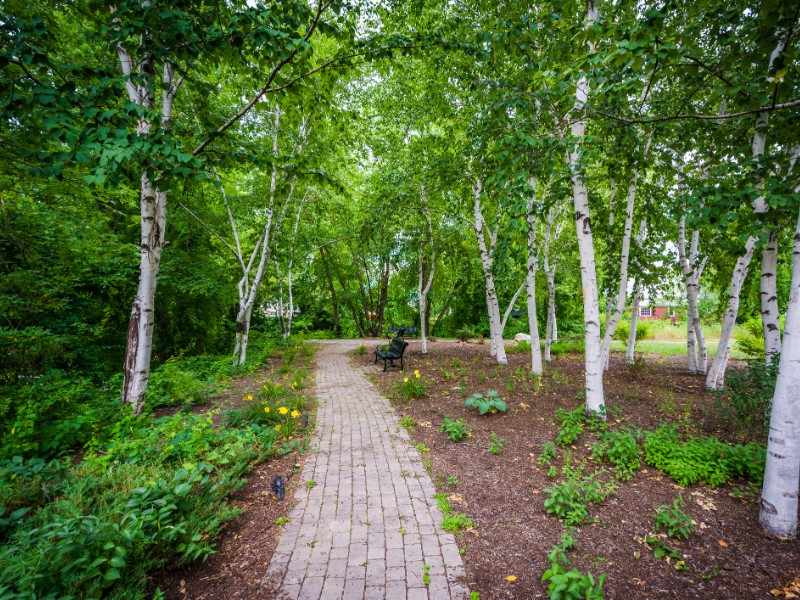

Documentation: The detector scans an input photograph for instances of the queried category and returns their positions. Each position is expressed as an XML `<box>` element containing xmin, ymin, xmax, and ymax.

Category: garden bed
<box><xmin>357</xmin><ymin>340</ymin><xmax>799</xmax><ymax>599</ymax></box>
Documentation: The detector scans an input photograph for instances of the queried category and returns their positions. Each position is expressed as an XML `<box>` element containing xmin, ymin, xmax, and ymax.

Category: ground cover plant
<box><xmin>360</xmin><ymin>340</ymin><xmax>800</xmax><ymax>599</ymax></box>
<box><xmin>0</xmin><ymin>339</ymin><xmax>317</xmax><ymax>600</ymax></box>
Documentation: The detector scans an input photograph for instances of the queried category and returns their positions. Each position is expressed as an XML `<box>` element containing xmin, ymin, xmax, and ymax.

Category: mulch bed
<box><xmin>150</xmin><ymin>350</ymin><xmax>317</xmax><ymax>600</ymax></box>
<box><xmin>356</xmin><ymin>339</ymin><xmax>800</xmax><ymax>600</ymax></box>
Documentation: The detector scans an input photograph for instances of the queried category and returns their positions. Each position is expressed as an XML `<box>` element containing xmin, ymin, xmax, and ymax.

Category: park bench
<box><xmin>387</xmin><ymin>325</ymin><xmax>418</xmax><ymax>337</ymax></box>
<box><xmin>374</xmin><ymin>337</ymin><xmax>409</xmax><ymax>372</ymax></box>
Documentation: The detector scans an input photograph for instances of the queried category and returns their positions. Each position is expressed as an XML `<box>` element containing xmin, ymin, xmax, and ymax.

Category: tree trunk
<box><xmin>474</xmin><ymin>180</ymin><xmax>507</xmax><ymax>365</ymax></box>
<box><xmin>419</xmin><ymin>190</ymin><xmax>435</xmax><ymax>354</ymax></box>
<box><xmin>759</xmin><ymin>204</ymin><xmax>800</xmax><ymax>539</ymax></box>
<box><xmin>761</xmin><ymin>229</ymin><xmax>781</xmax><ymax>362</ymax></box>
<box><xmin>526</xmin><ymin>179</ymin><xmax>543</xmax><ymax>375</ymax></box>
<box><xmin>626</xmin><ymin>287</ymin><xmax>640</xmax><ymax>364</ymax></box>
<box><xmin>122</xmin><ymin>174</ymin><xmax>167</xmax><ymax>415</ymax></box>
<box><xmin>566</xmin><ymin>0</ymin><xmax>604</xmax><ymax>417</ymax></box>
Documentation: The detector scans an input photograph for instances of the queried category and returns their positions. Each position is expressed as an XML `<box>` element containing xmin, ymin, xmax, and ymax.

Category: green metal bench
<box><xmin>374</xmin><ymin>337</ymin><xmax>409</xmax><ymax>372</ymax></box>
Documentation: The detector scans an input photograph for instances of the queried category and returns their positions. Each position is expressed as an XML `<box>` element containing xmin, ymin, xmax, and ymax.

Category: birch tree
<box><xmin>542</xmin><ymin>203</ymin><xmax>566</xmax><ymax>362</ymax></box>
<box><xmin>526</xmin><ymin>177</ymin><xmax>543</xmax><ymax>375</ymax></box>
<box><xmin>759</xmin><ymin>205</ymin><xmax>800</xmax><ymax>539</ymax></box>
<box><xmin>418</xmin><ymin>189</ymin><xmax>436</xmax><ymax>354</ymax></box>
<box><xmin>567</xmin><ymin>0</ymin><xmax>605</xmax><ymax>417</ymax></box>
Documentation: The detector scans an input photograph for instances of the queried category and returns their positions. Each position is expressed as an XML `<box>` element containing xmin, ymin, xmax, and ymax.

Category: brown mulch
<box><xmin>356</xmin><ymin>339</ymin><xmax>800</xmax><ymax>600</ymax></box>
<box><xmin>149</xmin><ymin>349</ymin><xmax>317</xmax><ymax>600</ymax></box>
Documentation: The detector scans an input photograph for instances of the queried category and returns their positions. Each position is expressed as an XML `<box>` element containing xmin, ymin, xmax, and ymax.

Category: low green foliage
<box><xmin>396</xmin><ymin>374</ymin><xmax>428</xmax><ymax>402</ymax></box>
<box><xmin>400</xmin><ymin>415</ymin><xmax>417</xmax><ymax>430</ymax></box>
<box><xmin>464</xmin><ymin>390</ymin><xmax>506</xmax><ymax>415</ymax></box>
<box><xmin>652</xmin><ymin>496</ymin><xmax>695</xmax><ymax>540</ymax></box>
<box><xmin>451</xmin><ymin>358</ymin><xmax>462</xmax><ymax>368</ymax></box>
<box><xmin>506</xmin><ymin>340</ymin><xmax>531</xmax><ymax>355</ymax></box>
<box><xmin>538</xmin><ymin>441</ymin><xmax>558</xmax><ymax>467</ymax></box>
<box><xmin>487</xmin><ymin>432</ymin><xmax>504</xmax><ymax>455</ymax></box>
<box><xmin>433</xmin><ymin>492</ymin><xmax>473</xmax><ymax>535</ymax></box>
<box><xmin>440</xmin><ymin>416</ymin><xmax>469</xmax><ymax>442</ymax></box>
<box><xmin>722</xmin><ymin>358</ymin><xmax>778</xmax><ymax>437</ymax></box>
<box><xmin>591</xmin><ymin>427</ymin><xmax>641</xmax><ymax>480</ymax></box>
<box><xmin>542</xmin><ymin>530</ymin><xmax>606</xmax><ymax>600</ymax></box>
<box><xmin>415</xmin><ymin>442</ymin><xmax>431</xmax><ymax>454</ymax></box>
<box><xmin>543</xmin><ymin>471</ymin><xmax>616</xmax><ymax>525</ymax></box>
<box><xmin>643</xmin><ymin>424</ymin><xmax>765</xmax><ymax>487</ymax></box>
<box><xmin>422</xmin><ymin>563</ymin><xmax>430</xmax><ymax>586</ymax></box>
<box><xmin>455</xmin><ymin>328</ymin><xmax>472</xmax><ymax>342</ymax></box>
<box><xmin>441</xmin><ymin>368</ymin><xmax>454</xmax><ymax>380</ymax></box>
<box><xmin>354</xmin><ymin>344</ymin><xmax>368</xmax><ymax>356</ymax></box>
<box><xmin>554</xmin><ymin>407</ymin><xmax>585</xmax><ymax>446</ymax></box>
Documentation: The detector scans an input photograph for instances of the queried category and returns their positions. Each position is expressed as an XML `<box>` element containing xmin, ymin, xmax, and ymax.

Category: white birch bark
<box><xmin>543</xmin><ymin>205</ymin><xmax>563</xmax><ymax>361</ymax></box>
<box><xmin>233</xmin><ymin>106</ymin><xmax>282</xmax><ymax>365</ymax></box>
<box><xmin>678</xmin><ymin>206</ymin><xmax>709</xmax><ymax>375</ymax></box>
<box><xmin>566</xmin><ymin>0</ymin><xmax>604</xmax><ymax>417</ymax></box>
<box><xmin>601</xmin><ymin>135</ymin><xmax>651</xmax><ymax>369</ymax></box>
<box><xmin>626</xmin><ymin>286</ymin><xmax>641</xmax><ymax>364</ymax></box>
<box><xmin>419</xmin><ymin>189</ymin><xmax>435</xmax><ymax>354</ymax></box>
<box><xmin>759</xmin><ymin>206</ymin><xmax>800</xmax><ymax>539</ymax></box>
<box><xmin>118</xmin><ymin>47</ymin><xmax>181</xmax><ymax>414</ymax></box>
<box><xmin>761</xmin><ymin>229</ymin><xmax>781</xmax><ymax>361</ymax></box>
<box><xmin>706</xmin><ymin>35</ymin><xmax>787</xmax><ymax>389</ymax></box>
<box><xmin>474</xmin><ymin>180</ymin><xmax>507</xmax><ymax>365</ymax></box>
<box><xmin>526</xmin><ymin>178</ymin><xmax>543</xmax><ymax>375</ymax></box>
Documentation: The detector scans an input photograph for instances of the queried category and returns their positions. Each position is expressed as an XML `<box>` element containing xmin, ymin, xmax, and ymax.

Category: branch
<box><xmin>178</xmin><ymin>202</ymin><xmax>239</xmax><ymax>259</ymax></box>
<box><xmin>590</xmin><ymin>99</ymin><xmax>800</xmax><ymax>124</ymax></box>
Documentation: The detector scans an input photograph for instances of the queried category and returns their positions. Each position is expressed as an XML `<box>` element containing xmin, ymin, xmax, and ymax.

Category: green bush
<box><xmin>591</xmin><ymin>427</ymin><xmax>641</xmax><ymax>480</ymax></box>
<box><xmin>549</xmin><ymin>336</ymin><xmax>585</xmax><ymax>356</ymax></box>
<box><xmin>396</xmin><ymin>372</ymin><xmax>428</xmax><ymax>401</ymax></box>
<box><xmin>440</xmin><ymin>416</ymin><xmax>469</xmax><ymax>442</ymax></box>
<box><xmin>554</xmin><ymin>407</ymin><xmax>586</xmax><ymax>446</ymax></box>
<box><xmin>643</xmin><ymin>424</ymin><xmax>765</xmax><ymax>487</ymax></box>
<box><xmin>722</xmin><ymin>359</ymin><xmax>778</xmax><ymax>436</ymax></box>
<box><xmin>454</xmin><ymin>327</ymin><xmax>473</xmax><ymax>342</ymax></box>
<box><xmin>612</xmin><ymin>320</ymin><xmax>651</xmax><ymax>342</ymax></box>
<box><xmin>543</xmin><ymin>471</ymin><xmax>615</xmax><ymax>525</ymax></box>
<box><xmin>652</xmin><ymin>496</ymin><xmax>695</xmax><ymax>540</ymax></box>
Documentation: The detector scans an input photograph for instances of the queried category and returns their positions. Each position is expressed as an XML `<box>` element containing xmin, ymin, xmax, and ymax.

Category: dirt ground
<box><xmin>356</xmin><ymin>339</ymin><xmax>800</xmax><ymax>600</ymax></box>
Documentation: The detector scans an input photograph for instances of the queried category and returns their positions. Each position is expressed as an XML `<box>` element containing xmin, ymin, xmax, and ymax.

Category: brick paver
<box><xmin>263</xmin><ymin>340</ymin><xmax>469</xmax><ymax>600</ymax></box>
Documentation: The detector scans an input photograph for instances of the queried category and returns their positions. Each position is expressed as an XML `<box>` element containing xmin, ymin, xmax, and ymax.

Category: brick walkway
<box><xmin>263</xmin><ymin>340</ymin><xmax>469</xmax><ymax>600</ymax></box>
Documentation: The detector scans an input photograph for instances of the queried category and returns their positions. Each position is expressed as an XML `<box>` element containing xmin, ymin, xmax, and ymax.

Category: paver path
<box><xmin>263</xmin><ymin>340</ymin><xmax>469</xmax><ymax>600</ymax></box>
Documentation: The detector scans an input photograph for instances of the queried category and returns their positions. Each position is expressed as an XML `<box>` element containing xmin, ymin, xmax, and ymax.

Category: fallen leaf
<box><xmin>506</xmin><ymin>576</ymin><xmax>517</xmax><ymax>582</ymax></box>
<box><xmin>769</xmin><ymin>589</ymin><xmax>783</xmax><ymax>597</ymax></box>
<box><xmin>718</xmin><ymin>540</ymin><xmax>728</xmax><ymax>547</ymax></box>
<box><xmin>633</xmin><ymin>551</ymin><xmax>641</xmax><ymax>559</ymax></box>
<box><xmin>519</xmin><ymin>403</ymin><xmax>529</xmax><ymax>410</ymax></box>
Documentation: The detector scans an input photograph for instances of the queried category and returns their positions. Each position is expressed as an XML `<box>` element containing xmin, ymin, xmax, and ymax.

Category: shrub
<box><xmin>440</xmin><ymin>416</ymin><xmax>469</xmax><ymax>442</ymax></box>
<box><xmin>554</xmin><ymin>407</ymin><xmax>585</xmax><ymax>446</ymax></box>
<box><xmin>612</xmin><ymin>320</ymin><xmax>651</xmax><ymax>342</ymax></box>
<box><xmin>549</xmin><ymin>336</ymin><xmax>585</xmax><ymax>356</ymax></box>
<box><xmin>591</xmin><ymin>427</ymin><xmax>641</xmax><ymax>480</ymax></box>
<box><xmin>722</xmin><ymin>359</ymin><xmax>778</xmax><ymax>436</ymax></box>
<box><xmin>354</xmin><ymin>344</ymin><xmax>368</xmax><ymax>356</ymax></box>
<box><xmin>538</xmin><ymin>441</ymin><xmax>558</xmax><ymax>467</ymax></box>
<box><xmin>506</xmin><ymin>340</ymin><xmax>532</xmax><ymax>355</ymax></box>
<box><xmin>543</xmin><ymin>471</ymin><xmax>615</xmax><ymax>525</ymax></box>
<box><xmin>455</xmin><ymin>328</ymin><xmax>472</xmax><ymax>342</ymax></box>
<box><xmin>487</xmin><ymin>432</ymin><xmax>504</xmax><ymax>455</ymax></box>
<box><xmin>396</xmin><ymin>371</ymin><xmax>428</xmax><ymax>401</ymax></box>
<box><xmin>465</xmin><ymin>390</ymin><xmax>507</xmax><ymax>415</ymax></box>
<box><xmin>652</xmin><ymin>496</ymin><xmax>695</xmax><ymax>540</ymax></box>
<box><xmin>643</xmin><ymin>424</ymin><xmax>765</xmax><ymax>487</ymax></box>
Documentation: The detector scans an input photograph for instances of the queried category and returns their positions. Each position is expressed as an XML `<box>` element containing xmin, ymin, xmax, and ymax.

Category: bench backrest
<box><xmin>389</xmin><ymin>338</ymin><xmax>408</xmax><ymax>354</ymax></box>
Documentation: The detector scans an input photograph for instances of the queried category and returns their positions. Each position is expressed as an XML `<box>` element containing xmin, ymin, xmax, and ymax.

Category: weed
<box><xmin>451</xmin><ymin>358</ymin><xmax>463</xmax><ymax>368</ymax></box>
<box><xmin>542</xmin><ymin>530</ymin><xmax>606</xmax><ymax>599</ymax></box>
<box><xmin>476</xmin><ymin>370</ymin><xmax>487</xmax><ymax>383</ymax></box>
<box><xmin>276</xmin><ymin>516</ymin><xmax>291</xmax><ymax>525</ymax></box>
<box><xmin>440</xmin><ymin>416</ymin><xmax>469</xmax><ymax>442</ymax></box>
<box><xmin>465</xmin><ymin>390</ymin><xmax>507</xmax><ymax>415</ymax></box>
<box><xmin>538</xmin><ymin>441</ymin><xmax>558</xmax><ymax>467</ymax></box>
<box><xmin>441</xmin><ymin>369</ymin><xmax>455</xmax><ymax>380</ymax></box>
<box><xmin>354</xmin><ymin>344</ymin><xmax>368</xmax><ymax>356</ymax></box>
<box><xmin>487</xmin><ymin>432</ymin><xmax>504</xmax><ymax>455</ymax></box>
<box><xmin>470</xmin><ymin>592</ymin><xmax>480</xmax><ymax>600</ymax></box>
<box><xmin>448</xmin><ymin>475</ymin><xmax>459</xmax><ymax>486</ymax></box>
<box><xmin>455</xmin><ymin>328</ymin><xmax>472</xmax><ymax>342</ymax></box>
<box><xmin>543</xmin><ymin>471</ymin><xmax>616</xmax><ymax>526</ymax></box>
<box><xmin>554</xmin><ymin>407</ymin><xmax>585</xmax><ymax>446</ymax></box>
<box><xmin>652</xmin><ymin>496</ymin><xmax>695</xmax><ymax>540</ymax></box>
<box><xmin>506</xmin><ymin>377</ymin><xmax>515</xmax><ymax>393</ymax></box>
<box><xmin>400</xmin><ymin>415</ymin><xmax>417</xmax><ymax>430</ymax></box>
<box><xmin>591</xmin><ymin>427</ymin><xmax>641</xmax><ymax>480</ymax></box>
<box><xmin>306</xmin><ymin>480</ymin><xmax>316</xmax><ymax>489</ymax></box>
<box><xmin>433</xmin><ymin>493</ymin><xmax>473</xmax><ymax>535</ymax></box>
<box><xmin>414</xmin><ymin>442</ymin><xmax>430</xmax><ymax>454</ymax></box>
<box><xmin>423</xmin><ymin>564</ymin><xmax>430</xmax><ymax>586</ymax></box>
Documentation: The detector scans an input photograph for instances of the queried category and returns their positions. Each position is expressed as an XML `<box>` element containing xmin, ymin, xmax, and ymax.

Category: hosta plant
<box><xmin>465</xmin><ymin>390</ymin><xmax>506</xmax><ymax>415</ymax></box>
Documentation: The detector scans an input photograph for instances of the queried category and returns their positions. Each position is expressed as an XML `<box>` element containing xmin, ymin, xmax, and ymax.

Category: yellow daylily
<box><xmin>264</xmin><ymin>406</ymin><xmax>270</xmax><ymax>413</ymax></box>
<box><xmin>291</xmin><ymin>410</ymin><xmax>300</xmax><ymax>418</ymax></box>
<box><xmin>404</xmin><ymin>377</ymin><xmax>409</xmax><ymax>383</ymax></box>
<box><xmin>247</xmin><ymin>395</ymin><xmax>253</xmax><ymax>401</ymax></box>
<box><xmin>278</xmin><ymin>406</ymin><xmax>289</xmax><ymax>415</ymax></box>
<box><xmin>506</xmin><ymin>576</ymin><xmax>517</xmax><ymax>582</ymax></box>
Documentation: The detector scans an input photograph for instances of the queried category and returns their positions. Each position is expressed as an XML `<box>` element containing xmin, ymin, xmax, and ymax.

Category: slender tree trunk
<box><xmin>319</xmin><ymin>247</ymin><xmax>340</xmax><ymax>335</ymax></box>
<box><xmin>626</xmin><ymin>287</ymin><xmax>641</xmax><ymax>364</ymax></box>
<box><xmin>759</xmin><ymin>196</ymin><xmax>800</xmax><ymax>539</ymax></box>
<box><xmin>474</xmin><ymin>180</ymin><xmax>507</xmax><ymax>365</ymax></box>
<box><xmin>419</xmin><ymin>190</ymin><xmax>435</xmax><ymax>354</ymax></box>
<box><xmin>761</xmin><ymin>229</ymin><xmax>781</xmax><ymax>362</ymax></box>
<box><xmin>566</xmin><ymin>0</ymin><xmax>604</xmax><ymax>417</ymax></box>
<box><xmin>526</xmin><ymin>179</ymin><xmax>543</xmax><ymax>375</ymax></box>
<box><xmin>601</xmin><ymin>137</ymin><xmax>651</xmax><ymax>368</ymax></box>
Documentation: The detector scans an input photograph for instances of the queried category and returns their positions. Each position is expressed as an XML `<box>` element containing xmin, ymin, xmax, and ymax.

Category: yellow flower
<box><xmin>404</xmin><ymin>377</ymin><xmax>409</xmax><ymax>383</ymax></box>
<box><xmin>506</xmin><ymin>575</ymin><xmax>517</xmax><ymax>582</ymax></box>
<box><xmin>279</xmin><ymin>406</ymin><xmax>289</xmax><ymax>415</ymax></box>
<box><xmin>415</xmin><ymin>372</ymin><xmax>421</xmax><ymax>379</ymax></box>
<box><xmin>11</xmin><ymin>428</ymin><xmax>14</xmax><ymax>435</ymax></box>
<box><xmin>264</xmin><ymin>406</ymin><xmax>270</xmax><ymax>413</ymax></box>
<box><xmin>263</xmin><ymin>385</ymin><xmax>267</xmax><ymax>389</ymax></box>
<box><xmin>291</xmin><ymin>410</ymin><xmax>300</xmax><ymax>418</ymax></box>
<box><xmin>247</xmin><ymin>394</ymin><xmax>253</xmax><ymax>401</ymax></box>
<box><xmin>275</xmin><ymin>425</ymin><xmax>281</xmax><ymax>431</ymax></box>
<box><xmin>414</xmin><ymin>370</ymin><xmax>420</xmax><ymax>376</ymax></box>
